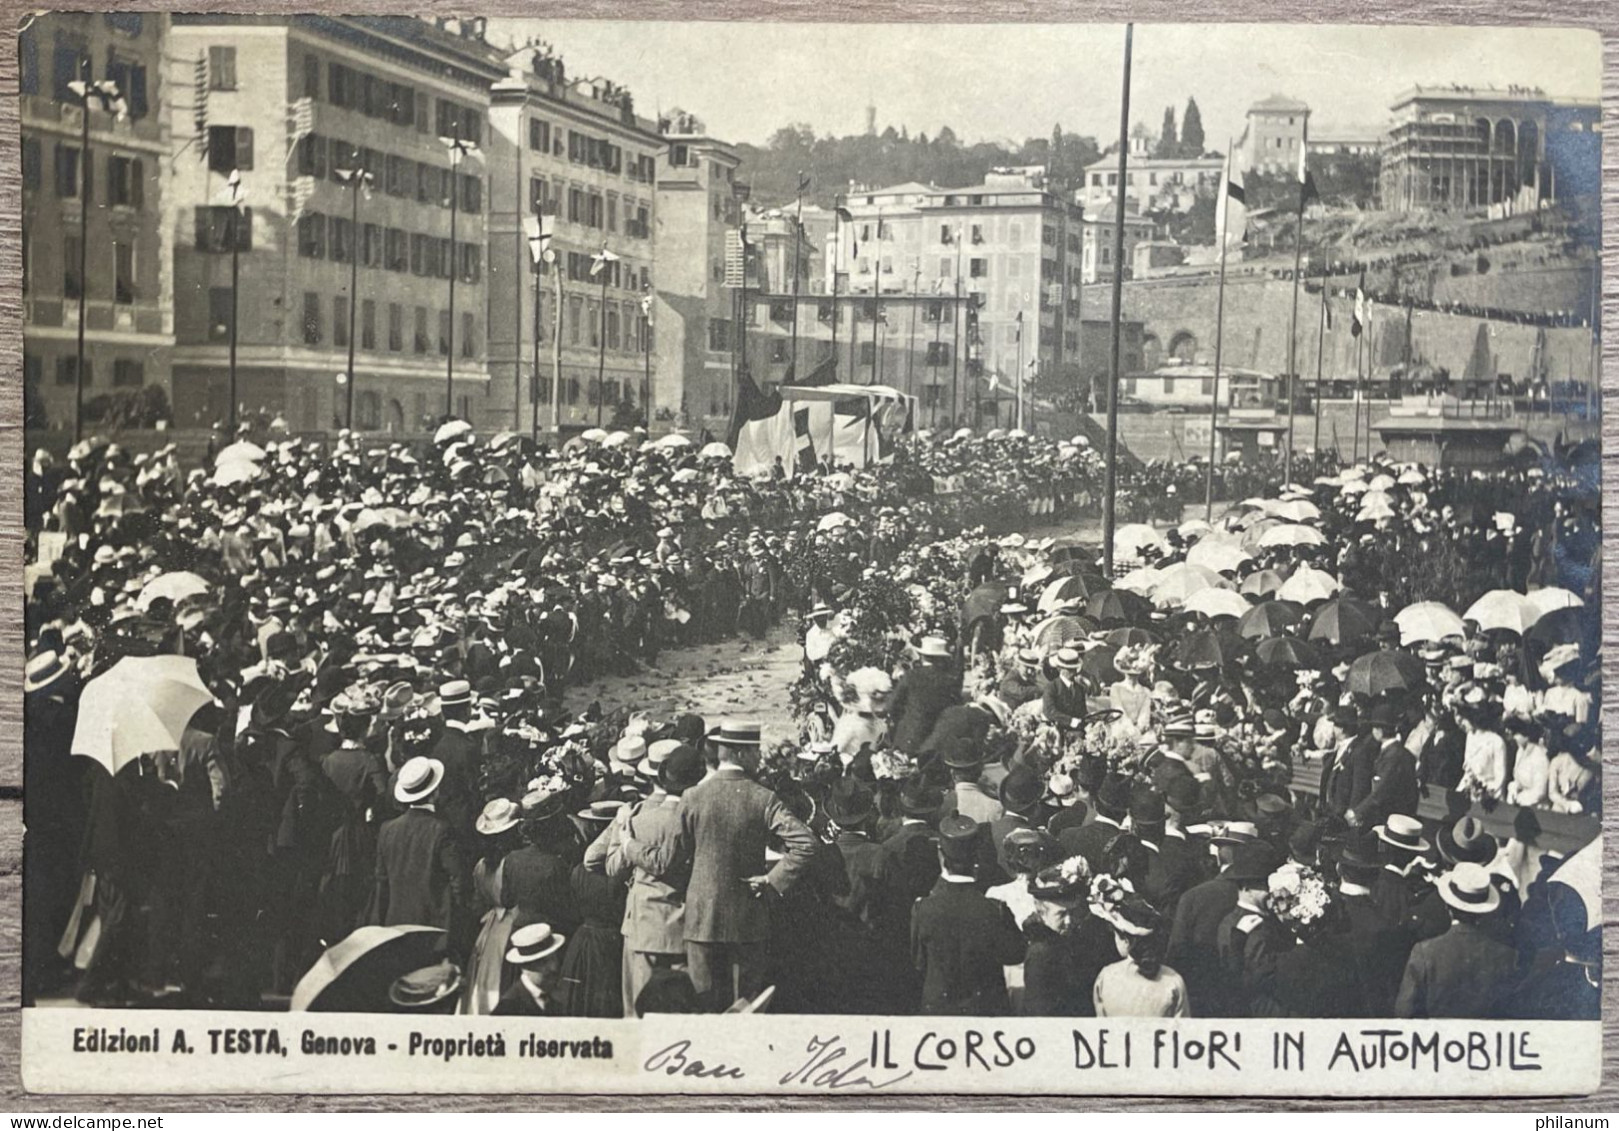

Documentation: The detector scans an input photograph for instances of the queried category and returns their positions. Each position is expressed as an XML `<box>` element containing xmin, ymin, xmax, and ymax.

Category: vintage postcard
<box><xmin>17</xmin><ymin>15</ymin><xmax>1603</xmax><ymax>1097</ymax></box>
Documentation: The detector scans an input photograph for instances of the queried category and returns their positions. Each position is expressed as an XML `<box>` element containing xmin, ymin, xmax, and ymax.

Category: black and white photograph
<box><xmin>12</xmin><ymin>13</ymin><xmax>1606</xmax><ymax>1097</ymax></box>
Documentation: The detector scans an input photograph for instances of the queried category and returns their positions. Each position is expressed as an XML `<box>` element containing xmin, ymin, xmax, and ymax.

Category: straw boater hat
<box><xmin>394</xmin><ymin>756</ymin><xmax>445</xmax><ymax>805</ymax></box>
<box><xmin>709</xmin><ymin>719</ymin><xmax>762</xmax><ymax>747</ymax></box>
<box><xmin>917</xmin><ymin>636</ymin><xmax>952</xmax><ymax>661</ymax></box>
<box><xmin>475</xmin><ymin>797</ymin><xmax>522</xmax><ymax>836</ymax></box>
<box><xmin>1049</xmin><ymin>646</ymin><xmax>1082</xmax><ymax>672</ymax></box>
<box><xmin>505</xmin><ymin>923</ymin><xmax>567</xmax><ymax>966</ymax></box>
<box><xmin>1375</xmin><ymin>813</ymin><xmax>1430</xmax><ymax>854</ymax></box>
<box><xmin>23</xmin><ymin>650</ymin><xmax>70</xmax><ymax>695</ymax></box>
<box><xmin>1436</xmin><ymin>862</ymin><xmax>1502</xmax><ymax>916</ymax></box>
<box><xmin>387</xmin><ymin>961</ymin><xmax>463</xmax><ymax>1009</ymax></box>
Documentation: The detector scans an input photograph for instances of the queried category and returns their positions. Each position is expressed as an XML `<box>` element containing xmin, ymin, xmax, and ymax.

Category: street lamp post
<box><xmin>67</xmin><ymin>77</ymin><xmax>124</xmax><ymax>442</ymax></box>
<box><xmin>438</xmin><ymin>126</ymin><xmax>480</xmax><ymax>420</ymax></box>
<box><xmin>591</xmin><ymin>247</ymin><xmax>619</xmax><ymax>427</ymax></box>
<box><xmin>640</xmin><ymin>288</ymin><xmax>653</xmax><ymax>426</ymax></box>
<box><xmin>335</xmin><ymin>166</ymin><xmax>373</xmax><ymax>430</ymax></box>
<box><xmin>523</xmin><ymin>213</ymin><xmax>552</xmax><ymax>441</ymax></box>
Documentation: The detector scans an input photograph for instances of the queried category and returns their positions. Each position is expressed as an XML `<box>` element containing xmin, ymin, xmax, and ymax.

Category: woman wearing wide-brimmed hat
<box><xmin>1090</xmin><ymin>879</ymin><xmax>1188</xmax><ymax>1018</ymax></box>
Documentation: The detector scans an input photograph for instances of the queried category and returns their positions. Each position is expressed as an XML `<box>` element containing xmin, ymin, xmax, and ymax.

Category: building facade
<box><xmin>833</xmin><ymin>171</ymin><xmax>1085</xmax><ymax>398</ymax></box>
<box><xmin>22</xmin><ymin>12</ymin><xmax>173</xmax><ymax>432</ymax></box>
<box><xmin>1378</xmin><ymin>85</ymin><xmax>1602</xmax><ymax>213</ymax></box>
<box><xmin>164</xmin><ymin>15</ymin><xmax>507</xmax><ymax>434</ymax></box>
<box><xmin>1080</xmin><ymin>209</ymin><xmax>1156</xmax><ymax>284</ymax></box>
<box><xmin>651</xmin><ymin>114</ymin><xmax>748</xmax><ymax>435</ymax></box>
<box><xmin>1079</xmin><ymin>153</ymin><xmax>1223</xmax><ymax>214</ymax></box>
<box><xmin>1242</xmin><ymin>93</ymin><xmax>1310</xmax><ymax>174</ymax></box>
<box><xmin>487</xmin><ymin>45</ymin><xmax>662</xmax><ymax>435</ymax></box>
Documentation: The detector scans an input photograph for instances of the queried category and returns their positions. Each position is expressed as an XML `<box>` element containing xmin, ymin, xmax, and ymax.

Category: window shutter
<box><xmin>131</xmin><ymin>158</ymin><xmax>144</xmax><ymax>209</ymax></box>
<box><xmin>236</xmin><ymin>127</ymin><xmax>254</xmax><ymax>171</ymax></box>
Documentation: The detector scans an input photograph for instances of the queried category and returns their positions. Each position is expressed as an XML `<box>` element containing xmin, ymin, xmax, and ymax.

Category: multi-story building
<box><xmin>164</xmin><ymin>15</ymin><xmax>507</xmax><ymax>433</ymax></box>
<box><xmin>21</xmin><ymin>12</ymin><xmax>173</xmax><ymax>431</ymax></box>
<box><xmin>1378</xmin><ymin>85</ymin><xmax>1601</xmax><ymax>213</ymax></box>
<box><xmin>651</xmin><ymin>112</ymin><xmax>748</xmax><ymax>434</ymax></box>
<box><xmin>738</xmin><ymin>289</ymin><xmax>971</xmax><ymax>425</ymax></box>
<box><xmin>1079</xmin><ymin>150</ymin><xmax>1222</xmax><ymax>214</ymax></box>
<box><xmin>487</xmin><ymin>45</ymin><xmax>663</xmax><ymax>435</ymax></box>
<box><xmin>833</xmin><ymin>170</ymin><xmax>1086</xmax><ymax>397</ymax></box>
<box><xmin>1306</xmin><ymin>127</ymin><xmax>1383</xmax><ymax>159</ymax></box>
<box><xmin>1079</xmin><ymin>207</ymin><xmax>1155</xmax><ymax>283</ymax></box>
<box><xmin>1241</xmin><ymin>93</ymin><xmax>1310</xmax><ymax>174</ymax></box>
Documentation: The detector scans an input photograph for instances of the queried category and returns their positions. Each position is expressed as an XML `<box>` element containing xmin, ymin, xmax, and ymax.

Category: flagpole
<box><xmin>830</xmin><ymin>195</ymin><xmax>842</xmax><ymax>380</ymax></box>
<box><xmin>1204</xmin><ymin>140</ymin><xmax>1234</xmax><ymax>522</ymax></box>
<box><xmin>906</xmin><ymin>264</ymin><xmax>920</xmax><ymax>402</ymax></box>
<box><xmin>953</xmin><ymin>227</ymin><xmax>964</xmax><ymax>428</ymax></box>
<box><xmin>552</xmin><ymin>259</ymin><xmax>564</xmax><ymax>436</ymax></box>
<box><xmin>1015</xmin><ymin>314</ymin><xmax>1024</xmax><ymax>430</ymax></box>
<box><xmin>595</xmin><ymin>257</ymin><xmax>610</xmax><ymax>427</ymax></box>
<box><xmin>930</xmin><ymin>298</ymin><xmax>944</xmax><ymax>429</ymax></box>
<box><xmin>1101</xmin><ymin>22</ymin><xmax>1133</xmax><ymax>579</ymax></box>
<box><xmin>1312</xmin><ymin>272</ymin><xmax>1327</xmax><ymax>460</ymax></box>
<box><xmin>1284</xmin><ymin>169</ymin><xmax>1307</xmax><ymax>485</ymax></box>
<box><xmin>790</xmin><ymin>171</ymin><xmax>806</xmax><ymax>381</ymax></box>
<box><xmin>1352</xmin><ymin>324</ymin><xmax>1363</xmax><ymax>463</ymax></box>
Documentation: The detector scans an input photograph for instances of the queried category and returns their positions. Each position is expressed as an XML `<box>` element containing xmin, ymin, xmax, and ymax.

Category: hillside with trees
<box><xmin>736</xmin><ymin>121</ymin><xmax>1102</xmax><ymax>207</ymax></box>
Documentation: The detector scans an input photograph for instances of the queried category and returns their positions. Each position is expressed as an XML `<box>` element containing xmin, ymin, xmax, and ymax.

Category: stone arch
<box><xmin>1168</xmin><ymin>330</ymin><xmax>1198</xmax><ymax>362</ymax></box>
<box><xmin>386</xmin><ymin>398</ymin><xmax>405</xmax><ymax>433</ymax></box>
<box><xmin>1141</xmin><ymin>332</ymin><xmax>1163</xmax><ymax>371</ymax></box>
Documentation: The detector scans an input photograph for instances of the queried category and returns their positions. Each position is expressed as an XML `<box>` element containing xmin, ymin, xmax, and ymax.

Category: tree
<box><xmin>936</xmin><ymin>125</ymin><xmax>959</xmax><ymax>149</ymax></box>
<box><xmin>1157</xmin><ymin>106</ymin><xmax>1178</xmax><ymax>156</ymax></box>
<box><xmin>1050</xmin><ymin>123</ymin><xmax>1065</xmax><ymax>180</ymax></box>
<box><xmin>1181</xmin><ymin>97</ymin><xmax>1205</xmax><ymax>155</ymax></box>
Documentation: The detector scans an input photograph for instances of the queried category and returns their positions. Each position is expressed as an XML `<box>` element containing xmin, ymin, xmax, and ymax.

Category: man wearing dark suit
<box><xmin>1040</xmin><ymin>649</ymin><xmax>1092</xmax><ymax>730</ymax></box>
<box><xmin>425</xmin><ymin>680</ymin><xmax>482</xmax><ymax>839</ymax></box>
<box><xmin>1167</xmin><ymin>825</ymin><xmax>1253</xmax><ymax>1017</ymax></box>
<box><xmin>986</xmin><ymin>766</ymin><xmax>1044</xmax><ymax>881</ymax></box>
<box><xmin>1396</xmin><ymin>863</ymin><xmax>1519</xmax><ymax>1019</ymax></box>
<box><xmin>888</xmin><ymin>639</ymin><xmax>961</xmax><ymax>754</ymax></box>
<box><xmin>1059</xmin><ymin>777</ymin><xmax>1130</xmax><ymax>874</ymax></box>
<box><xmin>882</xmin><ymin>780</ymin><xmax>945</xmax><ymax>905</ymax></box>
<box><xmin>1321</xmin><ymin>708</ymin><xmax>1377</xmax><ymax>824</ymax></box>
<box><xmin>919</xmin><ymin>702</ymin><xmax>997</xmax><ymax>766</ymax></box>
<box><xmin>493</xmin><ymin>923</ymin><xmax>566</xmax><ymax>1016</ymax></box>
<box><xmin>1336</xmin><ymin>842</ymin><xmax>1413</xmax><ymax>1017</ymax></box>
<box><xmin>679</xmin><ymin>721</ymin><xmax>817</xmax><ymax>1011</ymax></box>
<box><xmin>371</xmin><ymin>756</ymin><xmax>468</xmax><ymax>953</ymax></box>
<box><xmin>1148</xmin><ymin>718</ymin><xmax>1203</xmax><ymax>795</ymax></box>
<box><xmin>1349</xmin><ymin>704</ymin><xmax>1420</xmax><ymax>832</ymax></box>
<box><xmin>911</xmin><ymin>815</ymin><xmax>1027</xmax><ymax>1015</ymax></box>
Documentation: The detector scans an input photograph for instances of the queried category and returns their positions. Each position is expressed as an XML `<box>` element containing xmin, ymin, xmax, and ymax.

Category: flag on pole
<box><xmin>1015</xmin><ymin>310</ymin><xmax>1023</xmax><ymax>342</ymax></box>
<box><xmin>1323</xmin><ymin>294</ymin><xmax>1333</xmax><ymax>331</ymax></box>
<box><xmin>1297</xmin><ymin>143</ymin><xmax>1318</xmax><ymax>210</ymax></box>
<box><xmin>797</xmin><ymin>172</ymin><xmax>812</xmax><ymax>195</ymax></box>
<box><xmin>589</xmin><ymin>246</ymin><xmax>620</xmax><ymax>278</ymax></box>
<box><xmin>524</xmin><ymin>213</ymin><xmax>553</xmax><ymax>266</ymax></box>
<box><xmin>1351</xmin><ymin>271</ymin><xmax>1367</xmax><ymax>338</ymax></box>
<box><xmin>1215</xmin><ymin>149</ymin><xmax>1247</xmax><ymax>249</ymax></box>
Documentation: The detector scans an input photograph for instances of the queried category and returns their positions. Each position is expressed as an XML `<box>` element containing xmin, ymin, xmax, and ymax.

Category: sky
<box><xmin>485</xmin><ymin>21</ymin><xmax>1601</xmax><ymax>149</ymax></box>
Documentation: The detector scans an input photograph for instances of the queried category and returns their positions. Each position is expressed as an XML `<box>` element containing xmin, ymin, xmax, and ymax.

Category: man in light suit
<box><xmin>594</xmin><ymin>744</ymin><xmax>706</xmax><ymax>1017</ymax></box>
<box><xmin>679</xmin><ymin>720</ymin><xmax>817</xmax><ymax>1011</ymax></box>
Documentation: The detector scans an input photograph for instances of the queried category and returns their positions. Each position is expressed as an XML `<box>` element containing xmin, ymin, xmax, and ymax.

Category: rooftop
<box><xmin>1249</xmin><ymin>93</ymin><xmax>1311</xmax><ymax>115</ymax></box>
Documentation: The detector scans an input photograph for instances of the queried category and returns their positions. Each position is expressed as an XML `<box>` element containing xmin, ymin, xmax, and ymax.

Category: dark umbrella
<box><xmin>290</xmin><ymin>925</ymin><xmax>447</xmax><ymax>1012</ymax></box>
<box><xmin>1048</xmin><ymin>545</ymin><xmax>1091</xmax><ymax>564</ymax></box>
<box><xmin>1307</xmin><ymin>597</ymin><xmax>1383</xmax><ymax>645</ymax></box>
<box><xmin>1086</xmin><ymin>589</ymin><xmax>1149</xmax><ymax>626</ymax></box>
<box><xmin>1255</xmin><ymin>634</ymin><xmax>1324</xmax><ymax>670</ymax></box>
<box><xmin>1080</xmin><ymin>644</ymin><xmax>1121</xmax><ymax>683</ymax></box>
<box><xmin>1345</xmin><ymin>649</ymin><xmax>1428</xmax><ymax>698</ymax></box>
<box><xmin>1176</xmin><ymin>628</ymin><xmax>1246</xmax><ymax>670</ymax></box>
<box><xmin>962</xmin><ymin>582</ymin><xmax>1012</xmax><ymax>627</ymax></box>
<box><xmin>1525</xmin><ymin>605</ymin><xmax>1589</xmax><ymax>649</ymax></box>
<box><xmin>1238</xmin><ymin>568</ymin><xmax>1287</xmax><ymax>597</ymax></box>
<box><xmin>1237</xmin><ymin>600</ymin><xmax>1304</xmax><ymax>640</ymax></box>
<box><xmin>1104</xmin><ymin>626</ymin><xmax>1159</xmax><ymax>647</ymax></box>
<box><xmin>1033</xmin><ymin>614</ymin><xmax>1096</xmax><ymax>651</ymax></box>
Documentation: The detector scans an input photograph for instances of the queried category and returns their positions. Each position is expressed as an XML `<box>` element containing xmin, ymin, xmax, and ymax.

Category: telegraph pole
<box><xmin>439</xmin><ymin>125</ymin><xmax>479</xmax><ymax>419</ymax></box>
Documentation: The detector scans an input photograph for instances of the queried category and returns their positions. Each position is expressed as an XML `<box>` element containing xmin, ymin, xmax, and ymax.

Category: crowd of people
<box><xmin>20</xmin><ymin>415</ymin><xmax>1601</xmax><ymax>1021</ymax></box>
